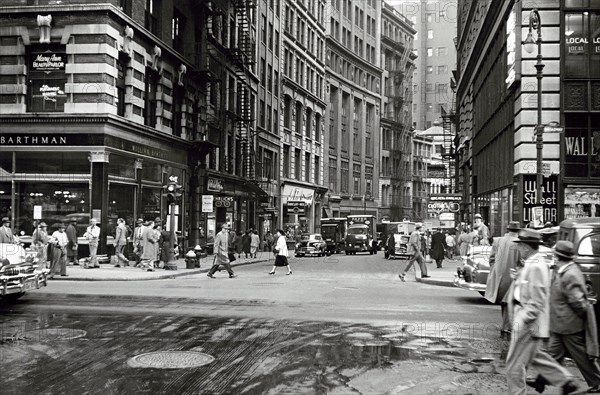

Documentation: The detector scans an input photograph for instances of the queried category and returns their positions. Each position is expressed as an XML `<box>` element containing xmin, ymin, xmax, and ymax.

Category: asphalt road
<box><xmin>0</xmin><ymin>253</ymin><xmax>584</xmax><ymax>394</ymax></box>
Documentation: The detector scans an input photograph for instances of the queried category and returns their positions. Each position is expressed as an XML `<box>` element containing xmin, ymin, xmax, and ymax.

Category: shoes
<box><xmin>207</xmin><ymin>273</ymin><xmax>215</xmax><ymax>278</ymax></box>
<box><xmin>561</xmin><ymin>380</ymin><xmax>578</xmax><ymax>395</ymax></box>
<box><xmin>287</xmin><ymin>271</ymin><xmax>292</xmax><ymax>275</ymax></box>
<box><xmin>147</xmin><ymin>268</ymin><xmax>155</xmax><ymax>272</ymax></box>
<box><xmin>526</xmin><ymin>376</ymin><xmax>546</xmax><ymax>394</ymax></box>
<box><xmin>114</xmin><ymin>265</ymin><xmax>121</xmax><ymax>268</ymax></box>
<box><xmin>422</xmin><ymin>275</ymin><xmax>431</xmax><ymax>278</ymax></box>
<box><xmin>229</xmin><ymin>274</ymin><xmax>237</xmax><ymax>278</ymax></box>
<box><xmin>588</xmin><ymin>385</ymin><xmax>600</xmax><ymax>393</ymax></box>
<box><xmin>268</xmin><ymin>271</ymin><xmax>275</xmax><ymax>275</ymax></box>
<box><xmin>399</xmin><ymin>273</ymin><xmax>406</xmax><ymax>282</ymax></box>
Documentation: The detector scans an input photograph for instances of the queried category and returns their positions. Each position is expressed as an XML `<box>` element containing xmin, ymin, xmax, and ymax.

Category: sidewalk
<box><xmin>413</xmin><ymin>256</ymin><xmax>462</xmax><ymax>288</ymax></box>
<box><xmin>49</xmin><ymin>254</ymin><xmax>271</xmax><ymax>281</ymax></box>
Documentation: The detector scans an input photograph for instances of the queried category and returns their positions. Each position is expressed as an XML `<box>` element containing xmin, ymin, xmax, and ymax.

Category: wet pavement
<box><xmin>0</xmin><ymin>304</ymin><xmax>587</xmax><ymax>394</ymax></box>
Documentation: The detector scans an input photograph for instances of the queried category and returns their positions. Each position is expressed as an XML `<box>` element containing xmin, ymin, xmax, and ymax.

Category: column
<box><xmin>134</xmin><ymin>158</ymin><xmax>143</xmax><ymax>220</ymax></box>
<box><xmin>89</xmin><ymin>151</ymin><xmax>110</xmax><ymax>255</ymax></box>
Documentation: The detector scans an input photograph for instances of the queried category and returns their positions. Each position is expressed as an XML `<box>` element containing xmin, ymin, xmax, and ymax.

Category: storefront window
<box><xmin>141</xmin><ymin>187</ymin><xmax>162</xmax><ymax>221</ymax></box>
<box><xmin>0</xmin><ymin>182</ymin><xmax>11</xmax><ymax>220</ymax></box>
<box><xmin>109</xmin><ymin>154</ymin><xmax>136</xmax><ymax>179</ymax></box>
<box><xmin>108</xmin><ymin>183</ymin><xmax>136</xmax><ymax>229</ymax></box>
<box><xmin>142</xmin><ymin>161</ymin><xmax>162</xmax><ymax>182</ymax></box>
<box><xmin>564</xmin><ymin>114</ymin><xmax>589</xmax><ymax>177</ymax></box>
<box><xmin>0</xmin><ymin>151</ymin><xmax>12</xmax><ymax>175</ymax></box>
<box><xmin>565</xmin><ymin>185</ymin><xmax>600</xmax><ymax>218</ymax></box>
<box><xmin>15</xmin><ymin>151</ymin><xmax>90</xmax><ymax>174</ymax></box>
<box><xmin>565</xmin><ymin>13</ymin><xmax>588</xmax><ymax>77</ymax></box>
<box><xmin>14</xmin><ymin>182</ymin><xmax>89</xmax><ymax>235</ymax></box>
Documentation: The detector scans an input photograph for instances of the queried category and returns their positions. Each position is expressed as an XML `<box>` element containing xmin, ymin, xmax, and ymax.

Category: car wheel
<box><xmin>2</xmin><ymin>292</ymin><xmax>25</xmax><ymax>302</ymax></box>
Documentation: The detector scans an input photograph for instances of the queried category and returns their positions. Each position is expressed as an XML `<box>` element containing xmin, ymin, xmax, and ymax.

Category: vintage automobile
<box><xmin>295</xmin><ymin>234</ymin><xmax>327</xmax><ymax>257</ymax></box>
<box><xmin>454</xmin><ymin>230</ymin><xmax>558</xmax><ymax>299</ymax></box>
<box><xmin>387</xmin><ymin>234</ymin><xmax>412</xmax><ymax>259</ymax></box>
<box><xmin>0</xmin><ymin>243</ymin><xmax>49</xmax><ymax>302</ymax></box>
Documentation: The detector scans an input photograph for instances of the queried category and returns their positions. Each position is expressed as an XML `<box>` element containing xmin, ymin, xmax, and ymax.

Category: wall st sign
<box><xmin>522</xmin><ymin>175</ymin><xmax>558</xmax><ymax>224</ymax></box>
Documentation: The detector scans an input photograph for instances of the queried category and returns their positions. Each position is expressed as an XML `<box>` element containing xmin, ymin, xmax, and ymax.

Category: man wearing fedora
<box><xmin>49</xmin><ymin>223</ymin><xmax>69</xmax><ymax>278</ymax></box>
<box><xmin>399</xmin><ymin>223</ymin><xmax>430</xmax><ymax>281</ymax></box>
<box><xmin>527</xmin><ymin>240</ymin><xmax>600</xmax><ymax>394</ymax></box>
<box><xmin>474</xmin><ymin>213</ymin><xmax>490</xmax><ymax>246</ymax></box>
<box><xmin>0</xmin><ymin>217</ymin><xmax>16</xmax><ymax>244</ymax></box>
<box><xmin>505</xmin><ymin>229</ymin><xmax>578</xmax><ymax>394</ymax></box>
<box><xmin>32</xmin><ymin>222</ymin><xmax>49</xmax><ymax>267</ymax></box>
<box><xmin>207</xmin><ymin>222</ymin><xmax>236</xmax><ymax>278</ymax></box>
<box><xmin>485</xmin><ymin>221</ymin><xmax>521</xmax><ymax>336</ymax></box>
<box><xmin>132</xmin><ymin>218</ymin><xmax>144</xmax><ymax>267</ymax></box>
<box><xmin>83</xmin><ymin>218</ymin><xmax>101</xmax><ymax>269</ymax></box>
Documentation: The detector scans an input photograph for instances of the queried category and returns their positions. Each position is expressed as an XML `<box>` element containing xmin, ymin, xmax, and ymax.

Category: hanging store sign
<box><xmin>202</xmin><ymin>195</ymin><xmax>213</xmax><ymax>213</ymax></box>
<box><xmin>505</xmin><ymin>2</ymin><xmax>521</xmax><ymax>89</ymax></box>
<box><xmin>281</xmin><ymin>185</ymin><xmax>315</xmax><ymax>205</ymax></box>
<box><xmin>522</xmin><ymin>175</ymin><xmax>558</xmax><ymax>225</ymax></box>
<box><xmin>213</xmin><ymin>196</ymin><xmax>233</xmax><ymax>208</ymax></box>
<box><xmin>207</xmin><ymin>177</ymin><xmax>224</xmax><ymax>192</ymax></box>
<box><xmin>286</xmin><ymin>201</ymin><xmax>306</xmax><ymax>215</ymax></box>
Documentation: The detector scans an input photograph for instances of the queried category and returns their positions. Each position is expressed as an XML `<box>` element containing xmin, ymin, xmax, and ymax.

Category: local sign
<box><xmin>31</xmin><ymin>52</ymin><xmax>66</xmax><ymax>72</ymax></box>
<box><xmin>207</xmin><ymin>177</ymin><xmax>223</xmax><ymax>192</ymax></box>
<box><xmin>505</xmin><ymin>2</ymin><xmax>521</xmax><ymax>89</ymax></box>
<box><xmin>287</xmin><ymin>201</ymin><xmax>306</xmax><ymax>215</ymax></box>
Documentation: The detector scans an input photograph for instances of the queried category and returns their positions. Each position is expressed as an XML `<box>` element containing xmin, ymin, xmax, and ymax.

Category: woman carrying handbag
<box><xmin>268</xmin><ymin>229</ymin><xmax>292</xmax><ymax>275</ymax></box>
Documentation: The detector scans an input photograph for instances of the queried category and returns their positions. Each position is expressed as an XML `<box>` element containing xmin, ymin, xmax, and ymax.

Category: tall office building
<box><xmin>379</xmin><ymin>2</ymin><xmax>416</xmax><ymax>222</ymax></box>
<box><xmin>280</xmin><ymin>0</ymin><xmax>328</xmax><ymax>235</ymax></box>
<box><xmin>324</xmin><ymin>0</ymin><xmax>382</xmax><ymax>219</ymax></box>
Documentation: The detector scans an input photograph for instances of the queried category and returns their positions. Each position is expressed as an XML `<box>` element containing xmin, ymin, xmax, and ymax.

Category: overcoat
<box><xmin>485</xmin><ymin>232</ymin><xmax>519</xmax><ymax>304</ymax></box>
<box><xmin>140</xmin><ymin>225</ymin><xmax>158</xmax><ymax>261</ymax></box>
<box><xmin>430</xmin><ymin>232</ymin><xmax>446</xmax><ymax>261</ymax></box>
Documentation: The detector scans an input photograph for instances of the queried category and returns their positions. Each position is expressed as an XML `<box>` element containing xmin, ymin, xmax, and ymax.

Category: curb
<box><xmin>49</xmin><ymin>258</ymin><xmax>270</xmax><ymax>281</ymax></box>
<box><xmin>416</xmin><ymin>277</ymin><xmax>456</xmax><ymax>288</ymax></box>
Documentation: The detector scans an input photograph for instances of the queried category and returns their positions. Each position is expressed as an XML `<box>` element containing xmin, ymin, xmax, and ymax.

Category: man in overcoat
<box><xmin>485</xmin><ymin>221</ymin><xmax>520</xmax><ymax>336</ymax></box>
<box><xmin>399</xmin><ymin>224</ymin><xmax>430</xmax><ymax>281</ymax></box>
<box><xmin>430</xmin><ymin>228</ymin><xmax>447</xmax><ymax>268</ymax></box>
<box><xmin>527</xmin><ymin>241</ymin><xmax>600</xmax><ymax>394</ymax></box>
<box><xmin>207</xmin><ymin>223</ymin><xmax>236</xmax><ymax>278</ymax></box>
<box><xmin>505</xmin><ymin>229</ymin><xmax>578</xmax><ymax>394</ymax></box>
<box><xmin>140</xmin><ymin>219</ymin><xmax>158</xmax><ymax>271</ymax></box>
<box><xmin>0</xmin><ymin>217</ymin><xmax>15</xmax><ymax>243</ymax></box>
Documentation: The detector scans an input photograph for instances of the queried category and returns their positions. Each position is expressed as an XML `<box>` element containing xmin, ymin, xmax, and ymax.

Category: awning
<box><xmin>281</xmin><ymin>185</ymin><xmax>315</xmax><ymax>205</ymax></box>
<box><xmin>244</xmin><ymin>180</ymin><xmax>268</xmax><ymax>200</ymax></box>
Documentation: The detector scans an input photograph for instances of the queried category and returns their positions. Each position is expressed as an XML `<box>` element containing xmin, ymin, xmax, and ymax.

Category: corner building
<box><xmin>0</xmin><ymin>0</ymin><xmax>267</xmax><ymax>253</ymax></box>
<box><xmin>456</xmin><ymin>0</ymin><xmax>600</xmax><ymax>234</ymax></box>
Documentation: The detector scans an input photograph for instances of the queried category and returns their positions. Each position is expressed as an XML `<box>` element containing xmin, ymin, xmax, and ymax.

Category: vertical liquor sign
<box><xmin>522</xmin><ymin>175</ymin><xmax>558</xmax><ymax>225</ymax></box>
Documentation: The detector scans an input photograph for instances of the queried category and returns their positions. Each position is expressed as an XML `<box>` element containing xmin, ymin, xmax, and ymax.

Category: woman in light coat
<box><xmin>268</xmin><ymin>229</ymin><xmax>292</xmax><ymax>275</ymax></box>
<box><xmin>140</xmin><ymin>220</ymin><xmax>158</xmax><ymax>271</ymax></box>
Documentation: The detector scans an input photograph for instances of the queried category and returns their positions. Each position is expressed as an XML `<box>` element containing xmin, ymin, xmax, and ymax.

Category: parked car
<box><xmin>295</xmin><ymin>234</ymin><xmax>327</xmax><ymax>257</ymax></box>
<box><xmin>0</xmin><ymin>243</ymin><xmax>49</xmax><ymax>302</ymax></box>
<box><xmin>454</xmin><ymin>236</ymin><xmax>557</xmax><ymax>299</ymax></box>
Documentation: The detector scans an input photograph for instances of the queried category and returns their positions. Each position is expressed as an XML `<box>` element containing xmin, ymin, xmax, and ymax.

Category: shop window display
<box><xmin>564</xmin><ymin>186</ymin><xmax>600</xmax><ymax>218</ymax></box>
<box><xmin>14</xmin><ymin>182</ymin><xmax>89</xmax><ymax>235</ymax></box>
<box><xmin>108</xmin><ymin>183</ymin><xmax>136</xmax><ymax>232</ymax></box>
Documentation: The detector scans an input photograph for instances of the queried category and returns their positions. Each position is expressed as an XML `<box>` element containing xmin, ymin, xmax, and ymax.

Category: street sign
<box><xmin>544</xmin><ymin>125</ymin><xmax>564</xmax><ymax>133</ymax></box>
<box><xmin>439</xmin><ymin>213</ymin><xmax>454</xmax><ymax>221</ymax></box>
<box><xmin>33</xmin><ymin>205</ymin><xmax>42</xmax><ymax>220</ymax></box>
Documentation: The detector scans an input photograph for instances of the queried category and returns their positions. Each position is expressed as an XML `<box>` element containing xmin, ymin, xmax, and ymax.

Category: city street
<box><xmin>0</xmin><ymin>253</ymin><xmax>585</xmax><ymax>394</ymax></box>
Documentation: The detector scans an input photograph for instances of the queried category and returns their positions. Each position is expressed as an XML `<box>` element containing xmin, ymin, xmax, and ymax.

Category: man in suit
<box><xmin>65</xmin><ymin>219</ymin><xmax>78</xmax><ymax>265</ymax></box>
<box><xmin>83</xmin><ymin>218</ymin><xmax>101</xmax><ymax>269</ymax></box>
<box><xmin>485</xmin><ymin>221</ymin><xmax>521</xmax><ymax>336</ymax></box>
<box><xmin>505</xmin><ymin>229</ymin><xmax>578</xmax><ymax>394</ymax></box>
<box><xmin>0</xmin><ymin>217</ymin><xmax>15</xmax><ymax>243</ymax></box>
<box><xmin>398</xmin><ymin>224</ymin><xmax>430</xmax><ymax>281</ymax></box>
<box><xmin>207</xmin><ymin>223</ymin><xmax>236</xmax><ymax>278</ymax></box>
<box><xmin>132</xmin><ymin>219</ymin><xmax>144</xmax><ymax>267</ymax></box>
<box><xmin>49</xmin><ymin>223</ymin><xmax>69</xmax><ymax>278</ymax></box>
<box><xmin>474</xmin><ymin>213</ymin><xmax>490</xmax><ymax>246</ymax></box>
<box><xmin>527</xmin><ymin>241</ymin><xmax>600</xmax><ymax>394</ymax></box>
<box><xmin>430</xmin><ymin>228</ymin><xmax>447</xmax><ymax>268</ymax></box>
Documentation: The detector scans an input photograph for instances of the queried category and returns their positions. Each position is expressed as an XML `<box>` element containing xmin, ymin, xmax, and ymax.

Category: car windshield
<box><xmin>348</xmin><ymin>227</ymin><xmax>367</xmax><ymax>235</ymax></box>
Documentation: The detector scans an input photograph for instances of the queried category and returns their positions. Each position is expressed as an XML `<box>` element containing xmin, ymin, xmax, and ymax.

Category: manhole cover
<box><xmin>128</xmin><ymin>351</ymin><xmax>215</xmax><ymax>369</ymax></box>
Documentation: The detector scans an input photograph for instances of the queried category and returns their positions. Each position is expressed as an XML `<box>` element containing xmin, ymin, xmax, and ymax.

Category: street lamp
<box><xmin>524</xmin><ymin>8</ymin><xmax>545</xmax><ymax>207</ymax></box>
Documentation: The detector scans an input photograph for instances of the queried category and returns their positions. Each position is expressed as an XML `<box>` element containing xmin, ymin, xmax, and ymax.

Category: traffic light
<box><xmin>166</xmin><ymin>179</ymin><xmax>183</xmax><ymax>203</ymax></box>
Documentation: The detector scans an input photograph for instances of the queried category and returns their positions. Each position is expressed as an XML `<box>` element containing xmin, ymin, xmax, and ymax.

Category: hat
<box><xmin>58</xmin><ymin>223</ymin><xmax>66</xmax><ymax>229</ymax></box>
<box><xmin>154</xmin><ymin>217</ymin><xmax>162</xmax><ymax>224</ymax></box>
<box><xmin>474</xmin><ymin>214</ymin><xmax>482</xmax><ymax>219</ymax></box>
<box><xmin>39</xmin><ymin>222</ymin><xmax>48</xmax><ymax>227</ymax></box>
<box><xmin>70</xmin><ymin>218</ymin><xmax>77</xmax><ymax>223</ymax></box>
<box><xmin>1</xmin><ymin>217</ymin><xmax>10</xmax><ymax>224</ymax></box>
<box><xmin>415</xmin><ymin>224</ymin><xmax>423</xmax><ymax>230</ymax></box>
<box><xmin>554</xmin><ymin>240</ymin><xmax>575</xmax><ymax>259</ymax></box>
<box><xmin>222</xmin><ymin>223</ymin><xmax>232</xmax><ymax>229</ymax></box>
<box><xmin>194</xmin><ymin>245</ymin><xmax>203</xmax><ymax>251</ymax></box>
<box><xmin>514</xmin><ymin>229</ymin><xmax>543</xmax><ymax>245</ymax></box>
<box><xmin>136</xmin><ymin>218</ymin><xmax>143</xmax><ymax>224</ymax></box>
<box><xmin>507</xmin><ymin>221</ymin><xmax>520</xmax><ymax>231</ymax></box>
<box><xmin>544</xmin><ymin>221</ymin><xmax>553</xmax><ymax>228</ymax></box>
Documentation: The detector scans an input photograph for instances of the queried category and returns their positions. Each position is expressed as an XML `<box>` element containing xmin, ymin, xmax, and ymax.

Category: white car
<box><xmin>295</xmin><ymin>234</ymin><xmax>327</xmax><ymax>257</ymax></box>
<box><xmin>0</xmin><ymin>243</ymin><xmax>49</xmax><ymax>302</ymax></box>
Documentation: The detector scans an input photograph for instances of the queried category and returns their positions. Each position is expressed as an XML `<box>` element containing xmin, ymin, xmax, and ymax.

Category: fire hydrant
<box><xmin>185</xmin><ymin>249</ymin><xmax>197</xmax><ymax>269</ymax></box>
<box><xmin>194</xmin><ymin>244</ymin><xmax>206</xmax><ymax>267</ymax></box>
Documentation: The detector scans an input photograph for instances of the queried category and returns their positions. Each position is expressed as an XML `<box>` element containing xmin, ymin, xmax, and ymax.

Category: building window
<box><xmin>295</xmin><ymin>102</ymin><xmax>303</xmax><ymax>134</ymax></box>
<box><xmin>264</xmin><ymin>149</ymin><xmax>274</xmax><ymax>180</ymax></box>
<box><xmin>115</xmin><ymin>58</ymin><xmax>127</xmax><ymax>117</ymax></box>
<box><xmin>283</xmin><ymin>145</ymin><xmax>290</xmax><ymax>178</ymax></box>
<box><xmin>427</xmin><ymin>47</ymin><xmax>433</xmax><ymax>57</ymax></box>
<box><xmin>172</xmin><ymin>9</ymin><xmax>185</xmax><ymax>53</ymax></box>
<box><xmin>306</xmin><ymin>108</ymin><xmax>312</xmax><ymax>137</ymax></box>
<box><xmin>314</xmin><ymin>156</ymin><xmax>320</xmax><ymax>184</ymax></box>
<box><xmin>267</xmin><ymin>64</ymin><xmax>272</xmax><ymax>92</ymax></box>
<box><xmin>145</xmin><ymin>0</ymin><xmax>161</xmax><ymax>36</ymax></box>
<box><xmin>261</xmin><ymin>15</ymin><xmax>267</xmax><ymax>43</ymax></box>
<box><xmin>274</xmin><ymin>70</ymin><xmax>279</xmax><ymax>96</ymax></box>
<box><xmin>315</xmin><ymin>113</ymin><xmax>321</xmax><ymax>141</ymax></box>
<box><xmin>273</xmin><ymin>108</ymin><xmax>279</xmax><ymax>134</ymax></box>
<box><xmin>259</xmin><ymin>99</ymin><xmax>266</xmax><ymax>127</ymax></box>
<box><xmin>353</xmin><ymin>132</ymin><xmax>360</xmax><ymax>155</ymax></box>
<box><xmin>144</xmin><ymin>68</ymin><xmax>159</xmax><ymax>127</ymax></box>
<box><xmin>268</xmin><ymin>22</ymin><xmax>273</xmax><ymax>49</ymax></box>
<box><xmin>341</xmin><ymin>161</ymin><xmax>349</xmax><ymax>193</ymax></box>
<box><xmin>436</xmin><ymin>46</ymin><xmax>447</xmax><ymax>56</ymax></box>
<box><xmin>27</xmin><ymin>47</ymin><xmax>67</xmax><ymax>112</ymax></box>
<box><xmin>329</xmin><ymin>158</ymin><xmax>337</xmax><ymax>191</ymax></box>
<box><xmin>261</xmin><ymin>58</ymin><xmax>266</xmax><ymax>87</ymax></box>
<box><xmin>294</xmin><ymin>148</ymin><xmax>301</xmax><ymax>179</ymax></box>
<box><xmin>172</xmin><ymin>86</ymin><xmax>183</xmax><ymax>137</ymax></box>
<box><xmin>437</xmin><ymin>65</ymin><xmax>448</xmax><ymax>74</ymax></box>
<box><xmin>284</xmin><ymin>96</ymin><xmax>292</xmax><ymax>129</ymax></box>
<box><xmin>427</xmin><ymin>66</ymin><xmax>433</xmax><ymax>74</ymax></box>
<box><xmin>305</xmin><ymin>152</ymin><xmax>311</xmax><ymax>182</ymax></box>
<box><xmin>427</xmin><ymin>30</ymin><xmax>433</xmax><ymax>39</ymax></box>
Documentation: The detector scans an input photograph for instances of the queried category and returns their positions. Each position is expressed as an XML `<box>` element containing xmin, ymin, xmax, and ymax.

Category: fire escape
<box><xmin>440</xmin><ymin>39</ymin><xmax>458</xmax><ymax>194</ymax></box>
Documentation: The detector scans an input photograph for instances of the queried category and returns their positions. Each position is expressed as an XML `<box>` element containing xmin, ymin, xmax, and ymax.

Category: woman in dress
<box><xmin>268</xmin><ymin>229</ymin><xmax>292</xmax><ymax>275</ymax></box>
